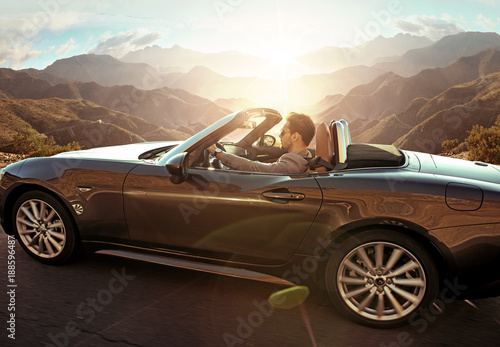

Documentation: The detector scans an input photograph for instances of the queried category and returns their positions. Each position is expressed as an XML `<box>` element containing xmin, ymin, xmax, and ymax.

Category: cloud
<box><xmin>394</xmin><ymin>15</ymin><xmax>465</xmax><ymax>40</ymax></box>
<box><xmin>55</xmin><ymin>38</ymin><xmax>79</xmax><ymax>57</ymax></box>
<box><xmin>0</xmin><ymin>11</ymin><xmax>84</xmax><ymax>68</ymax></box>
<box><xmin>0</xmin><ymin>36</ymin><xmax>41</xmax><ymax>68</ymax></box>
<box><xmin>475</xmin><ymin>14</ymin><xmax>498</xmax><ymax>30</ymax></box>
<box><xmin>89</xmin><ymin>29</ymin><xmax>163</xmax><ymax>58</ymax></box>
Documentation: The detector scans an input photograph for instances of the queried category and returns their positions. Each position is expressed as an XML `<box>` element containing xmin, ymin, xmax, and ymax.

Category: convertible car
<box><xmin>1</xmin><ymin>108</ymin><xmax>499</xmax><ymax>328</ymax></box>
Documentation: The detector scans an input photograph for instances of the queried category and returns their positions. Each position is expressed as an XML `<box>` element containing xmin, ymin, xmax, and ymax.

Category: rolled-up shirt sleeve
<box><xmin>220</xmin><ymin>152</ymin><xmax>309</xmax><ymax>173</ymax></box>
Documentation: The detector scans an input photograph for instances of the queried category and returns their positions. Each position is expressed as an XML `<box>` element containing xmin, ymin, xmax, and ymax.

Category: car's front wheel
<box><xmin>12</xmin><ymin>191</ymin><xmax>79</xmax><ymax>265</ymax></box>
<box><xmin>325</xmin><ymin>230</ymin><xmax>438</xmax><ymax>328</ymax></box>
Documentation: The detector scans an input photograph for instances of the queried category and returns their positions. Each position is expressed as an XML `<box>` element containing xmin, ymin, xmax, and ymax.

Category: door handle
<box><xmin>262</xmin><ymin>191</ymin><xmax>305</xmax><ymax>200</ymax></box>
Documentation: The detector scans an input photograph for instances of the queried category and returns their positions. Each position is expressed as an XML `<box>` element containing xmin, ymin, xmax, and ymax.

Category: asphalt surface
<box><xmin>1</xmin><ymin>229</ymin><xmax>499</xmax><ymax>347</ymax></box>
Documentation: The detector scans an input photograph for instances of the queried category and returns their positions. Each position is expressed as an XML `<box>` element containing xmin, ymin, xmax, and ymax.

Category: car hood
<box><xmin>53</xmin><ymin>141</ymin><xmax>181</xmax><ymax>161</ymax></box>
<box><xmin>415</xmin><ymin>152</ymin><xmax>500</xmax><ymax>184</ymax></box>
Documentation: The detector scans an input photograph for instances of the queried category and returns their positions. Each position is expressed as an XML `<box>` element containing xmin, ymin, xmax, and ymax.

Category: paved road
<box><xmin>0</xmin><ymin>230</ymin><xmax>499</xmax><ymax>347</ymax></box>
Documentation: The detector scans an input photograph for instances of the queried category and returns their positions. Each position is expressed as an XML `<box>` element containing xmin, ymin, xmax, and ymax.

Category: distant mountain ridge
<box><xmin>295</xmin><ymin>33</ymin><xmax>433</xmax><ymax>73</ymax></box>
<box><xmin>42</xmin><ymin>54</ymin><xmax>163</xmax><ymax>89</ymax></box>
<box><xmin>122</xmin><ymin>34</ymin><xmax>433</xmax><ymax>76</ymax></box>
<box><xmin>122</xmin><ymin>45</ymin><xmax>270</xmax><ymax>77</ymax></box>
<box><xmin>375</xmin><ymin>32</ymin><xmax>500</xmax><ymax>77</ymax></box>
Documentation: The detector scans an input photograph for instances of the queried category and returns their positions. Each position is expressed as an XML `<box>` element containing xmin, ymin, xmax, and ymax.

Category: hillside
<box><xmin>0</xmin><ymin>98</ymin><xmax>190</xmax><ymax>150</ymax></box>
<box><xmin>317</xmin><ymin>49</ymin><xmax>500</xmax><ymax>124</ymax></box>
<box><xmin>349</xmin><ymin>71</ymin><xmax>500</xmax><ymax>154</ymax></box>
<box><xmin>0</xmin><ymin>68</ymin><xmax>230</xmax><ymax>128</ymax></box>
<box><xmin>393</xmin><ymin>72</ymin><xmax>500</xmax><ymax>153</ymax></box>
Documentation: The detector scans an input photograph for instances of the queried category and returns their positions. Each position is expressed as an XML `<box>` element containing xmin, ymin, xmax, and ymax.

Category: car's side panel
<box><xmin>1</xmin><ymin>158</ymin><xmax>137</xmax><ymax>242</ymax></box>
<box><xmin>301</xmin><ymin>168</ymin><xmax>500</xmax><ymax>288</ymax></box>
<box><xmin>123</xmin><ymin>165</ymin><xmax>323</xmax><ymax>265</ymax></box>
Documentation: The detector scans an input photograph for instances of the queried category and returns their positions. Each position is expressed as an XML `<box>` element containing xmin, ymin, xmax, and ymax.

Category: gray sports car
<box><xmin>1</xmin><ymin>107</ymin><xmax>499</xmax><ymax>328</ymax></box>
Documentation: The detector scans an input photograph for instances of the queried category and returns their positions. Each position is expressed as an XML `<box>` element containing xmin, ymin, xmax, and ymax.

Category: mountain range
<box><xmin>122</xmin><ymin>34</ymin><xmax>433</xmax><ymax>77</ymax></box>
<box><xmin>374</xmin><ymin>32</ymin><xmax>500</xmax><ymax>77</ymax></box>
<box><xmin>0</xmin><ymin>68</ymin><xmax>229</xmax><ymax>129</ymax></box>
<box><xmin>393</xmin><ymin>71</ymin><xmax>500</xmax><ymax>153</ymax></box>
<box><xmin>3</xmin><ymin>31</ymin><xmax>500</xmax><ymax>154</ymax></box>
<box><xmin>318</xmin><ymin>48</ymin><xmax>500</xmax><ymax>124</ymax></box>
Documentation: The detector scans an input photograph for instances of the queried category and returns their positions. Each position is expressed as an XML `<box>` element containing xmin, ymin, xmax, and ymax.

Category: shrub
<box><xmin>11</xmin><ymin>132</ymin><xmax>82</xmax><ymax>157</ymax></box>
<box><xmin>465</xmin><ymin>121</ymin><xmax>500</xmax><ymax>164</ymax></box>
<box><xmin>441</xmin><ymin>139</ymin><xmax>459</xmax><ymax>153</ymax></box>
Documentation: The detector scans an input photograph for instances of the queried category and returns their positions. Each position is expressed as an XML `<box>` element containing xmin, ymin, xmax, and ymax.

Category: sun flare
<box><xmin>266</xmin><ymin>46</ymin><xmax>297</xmax><ymax>69</ymax></box>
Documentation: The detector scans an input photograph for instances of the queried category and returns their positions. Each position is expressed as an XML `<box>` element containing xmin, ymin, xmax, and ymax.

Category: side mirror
<box><xmin>166</xmin><ymin>152</ymin><xmax>189</xmax><ymax>184</ymax></box>
<box><xmin>262</xmin><ymin>134</ymin><xmax>276</xmax><ymax>147</ymax></box>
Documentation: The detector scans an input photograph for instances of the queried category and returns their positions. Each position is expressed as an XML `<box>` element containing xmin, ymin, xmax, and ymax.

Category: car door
<box><xmin>123</xmin><ymin>164</ymin><xmax>322</xmax><ymax>265</ymax></box>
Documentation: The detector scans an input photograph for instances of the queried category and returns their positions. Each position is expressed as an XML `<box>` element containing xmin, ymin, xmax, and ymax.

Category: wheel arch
<box><xmin>3</xmin><ymin>184</ymin><xmax>80</xmax><ymax>239</ymax></box>
<box><xmin>313</xmin><ymin>222</ymin><xmax>450</xmax><ymax>287</ymax></box>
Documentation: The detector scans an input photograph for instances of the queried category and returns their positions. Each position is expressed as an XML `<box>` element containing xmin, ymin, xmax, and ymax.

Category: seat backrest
<box><xmin>314</xmin><ymin>122</ymin><xmax>333</xmax><ymax>171</ymax></box>
<box><xmin>339</xmin><ymin>119</ymin><xmax>351</xmax><ymax>145</ymax></box>
<box><xmin>331</xmin><ymin>121</ymin><xmax>348</xmax><ymax>169</ymax></box>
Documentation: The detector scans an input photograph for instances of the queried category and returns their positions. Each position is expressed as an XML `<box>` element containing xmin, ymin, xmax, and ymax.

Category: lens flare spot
<box><xmin>269</xmin><ymin>285</ymin><xmax>310</xmax><ymax>309</ymax></box>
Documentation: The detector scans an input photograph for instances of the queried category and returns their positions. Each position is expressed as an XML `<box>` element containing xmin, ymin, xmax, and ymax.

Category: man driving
<box><xmin>208</xmin><ymin>112</ymin><xmax>315</xmax><ymax>173</ymax></box>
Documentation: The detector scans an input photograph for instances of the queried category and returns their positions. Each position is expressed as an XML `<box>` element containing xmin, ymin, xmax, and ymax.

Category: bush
<box><xmin>11</xmin><ymin>132</ymin><xmax>82</xmax><ymax>157</ymax></box>
<box><xmin>465</xmin><ymin>121</ymin><xmax>500</xmax><ymax>164</ymax></box>
<box><xmin>441</xmin><ymin>139</ymin><xmax>459</xmax><ymax>153</ymax></box>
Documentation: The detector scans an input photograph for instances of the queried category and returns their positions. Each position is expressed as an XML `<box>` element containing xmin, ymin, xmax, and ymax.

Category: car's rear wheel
<box><xmin>325</xmin><ymin>230</ymin><xmax>438</xmax><ymax>328</ymax></box>
<box><xmin>12</xmin><ymin>191</ymin><xmax>79</xmax><ymax>265</ymax></box>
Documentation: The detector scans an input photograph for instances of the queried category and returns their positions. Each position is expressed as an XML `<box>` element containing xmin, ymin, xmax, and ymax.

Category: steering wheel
<box><xmin>211</xmin><ymin>142</ymin><xmax>229</xmax><ymax>169</ymax></box>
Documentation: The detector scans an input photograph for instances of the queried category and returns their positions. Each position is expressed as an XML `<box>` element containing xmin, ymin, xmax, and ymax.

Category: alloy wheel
<box><xmin>336</xmin><ymin>241</ymin><xmax>426</xmax><ymax>321</ymax></box>
<box><xmin>16</xmin><ymin>199</ymin><xmax>67</xmax><ymax>259</ymax></box>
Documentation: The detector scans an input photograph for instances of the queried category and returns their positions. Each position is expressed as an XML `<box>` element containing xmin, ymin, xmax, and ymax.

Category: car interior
<box><xmin>188</xmin><ymin>112</ymin><xmax>406</xmax><ymax>172</ymax></box>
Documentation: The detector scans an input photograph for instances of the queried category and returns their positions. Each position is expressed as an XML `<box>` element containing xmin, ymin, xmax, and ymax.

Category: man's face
<box><xmin>279</xmin><ymin>122</ymin><xmax>293</xmax><ymax>152</ymax></box>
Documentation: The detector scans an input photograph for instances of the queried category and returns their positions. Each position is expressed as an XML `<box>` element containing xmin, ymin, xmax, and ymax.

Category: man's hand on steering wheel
<box><xmin>207</xmin><ymin>142</ymin><xmax>226</xmax><ymax>157</ymax></box>
<box><xmin>207</xmin><ymin>143</ymin><xmax>229</xmax><ymax>169</ymax></box>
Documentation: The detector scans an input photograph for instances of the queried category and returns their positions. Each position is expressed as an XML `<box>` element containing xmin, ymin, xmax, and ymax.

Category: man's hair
<box><xmin>286</xmin><ymin>112</ymin><xmax>316</xmax><ymax>145</ymax></box>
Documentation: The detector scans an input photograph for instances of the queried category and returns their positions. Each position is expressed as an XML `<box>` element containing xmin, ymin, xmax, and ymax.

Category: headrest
<box><xmin>315</xmin><ymin>122</ymin><xmax>333</xmax><ymax>164</ymax></box>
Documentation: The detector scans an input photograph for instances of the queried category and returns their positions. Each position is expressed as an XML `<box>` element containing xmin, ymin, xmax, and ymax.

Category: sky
<box><xmin>1</xmin><ymin>0</ymin><xmax>499</xmax><ymax>69</ymax></box>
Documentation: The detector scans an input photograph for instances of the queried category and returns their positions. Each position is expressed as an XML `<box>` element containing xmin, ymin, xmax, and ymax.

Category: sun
<box><xmin>264</xmin><ymin>44</ymin><xmax>297</xmax><ymax>71</ymax></box>
<box><xmin>268</xmin><ymin>46</ymin><xmax>296</xmax><ymax>68</ymax></box>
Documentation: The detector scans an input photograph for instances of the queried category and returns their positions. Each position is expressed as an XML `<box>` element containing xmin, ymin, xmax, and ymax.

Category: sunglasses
<box><xmin>279</xmin><ymin>129</ymin><xmax>293</xmax><ymax>137</ymax></box>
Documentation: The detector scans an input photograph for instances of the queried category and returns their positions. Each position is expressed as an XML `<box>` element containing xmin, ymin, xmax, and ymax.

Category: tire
<box><xmin>12</xmin><ymin>191</ymin><xmax>79</xmax><ymax>265</ymax></box>
<box><xmin>325</xmin><ymin>229</ymin><xmax>439</xmax><ymax>328</ymax></box>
